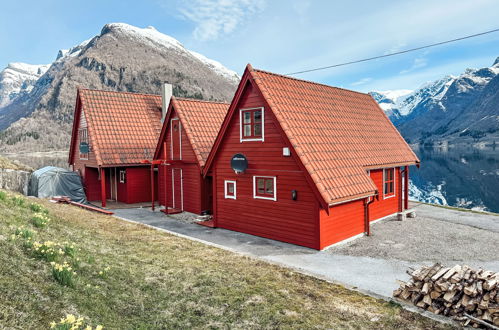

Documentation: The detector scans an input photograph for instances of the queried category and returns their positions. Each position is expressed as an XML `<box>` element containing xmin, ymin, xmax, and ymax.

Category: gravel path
<box><xmin>328</xmin><ymin>213</ymin><xmax>499</xmax><ymax>262</ymax></box>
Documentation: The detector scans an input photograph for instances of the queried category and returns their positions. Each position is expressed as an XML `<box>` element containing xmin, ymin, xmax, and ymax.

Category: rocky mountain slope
<box><xmin>371</xmin><ymin>57</ymin><xmax>499</xmax><ymax>145</ymax></box>
<box><xmin>0</xmin><ymin>63</ymin><xmax>49</xmax><ymax>108</ymax></box>
<box><xmin>0</xmin><ymin>23</ymin><xmax>239</xmax><ymax>153</ymax></box>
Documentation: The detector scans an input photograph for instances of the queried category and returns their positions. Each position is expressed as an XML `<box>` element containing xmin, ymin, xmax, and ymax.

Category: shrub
<box><xmin>29</xmin><ymin>203</ymin><xmax>49</xmax><ymax>214</ymax></box>
<box><xmin>49</xmin><ymin>314</ymin><xmax>103</xmax><ymax>329</ymax></box>
<box><xmin>31</xmin><ymin>213</ymin><xmax>50</xmax><ymax>228</ymax></box>
<box><xmin>0</xmin><ymin>191</ymin><xmax>6</xmax><ymax>201</ymax></box>
<box><xmin>51</xmin><ymin>262</ymin><xmax>76</xmax><ymax>287</ymax></box>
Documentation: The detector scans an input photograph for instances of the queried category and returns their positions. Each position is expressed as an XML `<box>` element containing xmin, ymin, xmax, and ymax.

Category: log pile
<box><xmin>394</xmin><ymin>263</ymin><xmax>499</xmax><ymax>328</ymax></box>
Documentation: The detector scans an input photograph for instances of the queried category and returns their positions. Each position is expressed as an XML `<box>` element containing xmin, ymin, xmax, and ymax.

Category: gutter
<box><xmin>364</xmin><ymin>192</ymin><xmax>378</xmax><ymax>236</ymax></box>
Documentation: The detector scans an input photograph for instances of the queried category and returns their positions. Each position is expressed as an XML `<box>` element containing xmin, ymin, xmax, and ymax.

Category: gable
<box><xmin>204</xmin><ymin>65</ymin><xmax>419</xmax><ymax>206</ymax></box>
<box><xmin>78</xmin><ymin>89</ymin><xmax>163</xmax><ymax>166</ymax></box>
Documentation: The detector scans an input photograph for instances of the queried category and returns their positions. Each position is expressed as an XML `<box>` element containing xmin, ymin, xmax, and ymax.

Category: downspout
<box><xmin>151</xmin><ymin>163</ymin><xmax>155</xmax><ymax>211</ymax></box>
<box><xmin>364</xmin><ymin>193</ymin><xmax>377</xmax><ymax>236</ymax></box>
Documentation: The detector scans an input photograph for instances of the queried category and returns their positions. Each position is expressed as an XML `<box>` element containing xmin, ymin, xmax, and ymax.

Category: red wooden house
<box><xmin>203</xmin><ymin>65</ymin><xmax>420</xmax><ymax>250</ymax></box>
<box><xmin>68</xmin><ymin>89</ymin><xmax>163</xmax><ymax>207</ymax></box>
<box><xmin>153</xmin><ymin>96</ymin><xmax>229</xmax><ymax>214</ymax></box>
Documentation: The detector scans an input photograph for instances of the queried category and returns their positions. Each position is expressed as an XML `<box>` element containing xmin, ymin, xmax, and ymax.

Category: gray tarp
<box><xmin>28</xmin><ymin>166</ymin><xmax>87</xmax><ymax>203</ymax></box>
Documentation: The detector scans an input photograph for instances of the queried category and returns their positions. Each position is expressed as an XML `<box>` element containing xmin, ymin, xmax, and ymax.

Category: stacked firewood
<box><xmin>394</xmin><ymin>263</ymin><xmax>499</xmax><ymax>328</ymax></box>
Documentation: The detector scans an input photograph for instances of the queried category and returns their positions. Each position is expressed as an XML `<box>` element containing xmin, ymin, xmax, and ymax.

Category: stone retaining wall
<box><xmin>0</xmin><ymin>169</ymin><xmax>31</xmax><ymax>195</ymax></box>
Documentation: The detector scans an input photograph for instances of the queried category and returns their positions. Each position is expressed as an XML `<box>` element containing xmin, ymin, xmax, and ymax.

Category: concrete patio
<box><xmin>111</xmin><ymin>203</ymin><xmax>499</xmax><ymax>300</ymax></box>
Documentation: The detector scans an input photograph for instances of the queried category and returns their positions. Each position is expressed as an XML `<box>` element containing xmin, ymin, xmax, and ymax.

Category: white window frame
<box><xmin>253</xmin><ymin>176</ymin><xmax>277</xmax><ymax>201</ymax></box>
<box><xmin>170</xmin><ymin>118</ymin><xmax>182</xmax><ymax>160</ymax></box>
<box><xmin>383</xmin><ymin>167</ymin><xmax>396</xmax><ymax>199</ymax></box>
<box><xmin>224</xmin><ymin>180</ymin><xmax>237</xmax><ymax>199</ymax></box>
<box><xmin>119</xmin><ymin>170</ymin><xmax>126</xmax><ymax>183</ymax></box>
<box><xmin>239</xmin><ymin>107</ymin><xmax>264</xmax><ymax>142</ymax></box>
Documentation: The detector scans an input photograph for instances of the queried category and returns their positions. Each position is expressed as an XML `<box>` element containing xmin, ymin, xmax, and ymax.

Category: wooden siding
<box><xmin>369</xmin><ymin>168</ymin><xmax>401</xmax><ymax>221</ymax></box>
<box><xmin>155</xmin><ymin>108</ymin><xmax>205</xmax><ymax>214</ymax></box>
<box><xmin>212</xmin><ymin>81</ymin><xmax>319</xmax><ymax>249</ymax></box>
<box><xmin>84</xmin><ymin>167</ymin><xmax>101</xmax><ymax>201</ymax></box>
<box><xmin>125</xmin><ymin>167</ymin><xmax>154</xmax><ymax>204</ymax></box>
<box><xmin>320</xmin><ymin>199</ymin><xmax>365</xmax><ymax>249</ymax></box>
<box><xmin>72</xmin><ymin>109</ymin><xmax>98</xmax><ymax>172</ymax></box>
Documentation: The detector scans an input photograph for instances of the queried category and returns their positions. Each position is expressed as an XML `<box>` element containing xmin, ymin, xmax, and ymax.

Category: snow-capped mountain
<box><xmin>371</xmin><ymin>57</ymin><xmax>499</xmax><ymax>144</ymax></box>
<box><xmin>0</xmin><ymin>23</ymin><xmax>239</xmax><ymax>152</ymax></box>
<box><xmin>0</xmin><ymin>62</ymin><xmax>49</xmax><ymax>108</ymax></box>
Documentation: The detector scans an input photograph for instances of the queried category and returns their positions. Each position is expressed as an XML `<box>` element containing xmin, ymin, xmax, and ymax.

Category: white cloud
<box><xmin>400</xmin><ymin>56</ymin><xmax>428</xmax><ymax>74</ymax></box>
<box><xmin>178</xmin><ymin>0</ymin><xmax>266</xmax><ymax>41</ymax></box>
<box><xmin>350</xmin><ymin>77</ymin><xmax>372</xmax><ymax>86</ymax></box>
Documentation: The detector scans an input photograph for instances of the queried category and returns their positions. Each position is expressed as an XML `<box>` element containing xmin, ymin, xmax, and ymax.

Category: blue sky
<box><xmin>1</xmin><ymin>0</ymin><xmax>499</xmax><ymax>92</ymax></box>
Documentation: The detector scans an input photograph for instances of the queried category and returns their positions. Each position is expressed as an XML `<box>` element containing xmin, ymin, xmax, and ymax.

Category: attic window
<box><xmin>79</xmin><ymin>128</ymin><xmax>89</xmax><ymax>160</ymax></box>
<box><xmin>383</xmin><ymin>168</ymin><xmax>395</xmax><ymax>198</ymax></box>
<box><xmin>240</xmin><ymin>108</ymin><xmax>264</xmax><ymax>142</ymax></box>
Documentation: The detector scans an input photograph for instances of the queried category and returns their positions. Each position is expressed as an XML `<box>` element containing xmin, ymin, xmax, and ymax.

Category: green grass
<box><xmin>0</xmin><ymin>189</ymin><xmax>455</xmax><ymax>329</ymax></box>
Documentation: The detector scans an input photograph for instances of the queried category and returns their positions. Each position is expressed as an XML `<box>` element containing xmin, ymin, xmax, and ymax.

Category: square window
<box><xmin>224</xmin><ymin>180</ymin><xmax>236</xmax><ymax>199</ymax></box>
<box><xmin>253</xmin><ymin>176</ymin><xmax>276</xmax><ymax>201</ymax></box>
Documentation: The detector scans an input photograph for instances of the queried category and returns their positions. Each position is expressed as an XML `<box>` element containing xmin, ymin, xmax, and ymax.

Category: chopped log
<box><xmin>432</xmin><ymin>267</ymin><xmax>451</xmax><ymax>282</ymax></box>
<box><xmin>443</xmin><ymin>265</ymin><xmax>461</xmax><ymax>281</ymax></box>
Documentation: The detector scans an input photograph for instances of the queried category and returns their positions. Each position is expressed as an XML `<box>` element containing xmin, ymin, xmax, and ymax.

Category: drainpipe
<box><xmin>151</xmin><ymin>163</ymin><xmax>155</xmax><ymax>211</ymax></box>
<box><xmin>364</xmin><ymin>195</ymin><xmax>375</xmax><ymax>236</ymax></box>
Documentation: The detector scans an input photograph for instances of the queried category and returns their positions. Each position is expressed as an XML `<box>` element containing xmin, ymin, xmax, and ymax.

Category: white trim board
<box><xmin>239</xmin><ymin>107</ymin><xmax>264</xmax><ymax>142</ymax></box>
<box><xmin>253</xmin><ymin>175</ymin><xmax>277</xmax><ymax>201</ymax></box>
<box><xmin>224</xmin><ymin>180</ymin><xmax>237</xmax><ymax>199</ymax></box>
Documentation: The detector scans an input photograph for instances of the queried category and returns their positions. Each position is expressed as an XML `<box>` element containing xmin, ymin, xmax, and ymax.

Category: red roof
<box><xmin>154</xmin><ymin>97</ymin><xmax>229</xmax><ymax>167</ymax></box>
<box><xmin>205</xmin><ymin>65</ymin><xmax>420</xmax><ymax>205</ymax></box>
<box><xmin>76</xmin><ymin>89</ymin><xmax>162</xmax><ymax>165</ymax></box>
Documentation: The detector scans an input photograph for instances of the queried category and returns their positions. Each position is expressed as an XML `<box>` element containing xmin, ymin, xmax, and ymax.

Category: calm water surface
<box><xmin>3</xmin><ymin>148</ymin><xmax>499</xmax><ymax>213</ymax></box>
<box><xmin>410</xmin><ymin>146</ymin><xmax>499</xmax><ymax>213</ymax></box>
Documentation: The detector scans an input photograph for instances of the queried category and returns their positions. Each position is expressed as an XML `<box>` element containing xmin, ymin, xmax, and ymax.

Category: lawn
<box><xmin>0</xmin><ymin>189</ymin><xmax>454</xmax><ymax>329</ymax></box>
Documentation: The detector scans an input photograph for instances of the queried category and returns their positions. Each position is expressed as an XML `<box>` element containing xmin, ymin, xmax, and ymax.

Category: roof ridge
<box><xmin>79</xmin><ymin>88</ymin><xmax>161</xmax><ymax>98</ymax></box>
<box><xmin>174</xmin><ymin>97</ymin><xmax>230</xmax><ymax>105</ymax></box>
<box><xmin>251</xmin><ymin>67</ymin><xmax>370</xmax><ymax>97</ymax></box>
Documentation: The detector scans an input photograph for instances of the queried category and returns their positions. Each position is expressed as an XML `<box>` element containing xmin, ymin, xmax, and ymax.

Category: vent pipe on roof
<box><xmin>161</xmin><ymin>83</ymin><xmax>173</xmax><ymax>123</ymax></box>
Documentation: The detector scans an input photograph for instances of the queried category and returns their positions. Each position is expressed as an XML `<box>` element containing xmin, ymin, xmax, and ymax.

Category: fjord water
<box><xmin>410</xmin><ymin>146</ymin><xmax>499</xmax><ymax>213</ymax></box>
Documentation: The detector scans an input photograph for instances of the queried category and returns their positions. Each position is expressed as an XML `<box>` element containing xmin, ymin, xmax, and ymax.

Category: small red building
<box><xmin>153</xmin><ymin>97</ymin><xmax>229</xmax><ymax>214</ymax></box>
<box><xmin>68</xmin><ymin>89</ymin><xmax>163</xmax><ymax>206</ymax></box>
<box><xmin>203</xmin><ymin>65</ymin><xmax>420</xmax><ymax>250</ymax></box>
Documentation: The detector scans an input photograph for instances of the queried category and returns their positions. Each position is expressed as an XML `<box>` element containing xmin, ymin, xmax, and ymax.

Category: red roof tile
<box><xmin>156</xmin><ymin>97</ymin><xmax>229</xmax><ymax>167</ymax></box>
<box><xmin>249</xmin><ymin>67</ymin><xmax>419</xmax><ymax>204</ymax></box>
<box><xmin>79</xmin><ymin>89</ymin><xmax>162</xmax><ymax>165</ymax></box>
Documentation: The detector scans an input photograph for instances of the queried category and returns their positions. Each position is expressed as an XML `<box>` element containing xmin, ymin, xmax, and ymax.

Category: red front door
<box><xmin>171</xmin><ymin>118</ymin><xmax>181</xmax><ymax>160</ymax></box>
<box><xmin>172</xmin><ymin>168</ymin><xmax>183</xmax><ymax>210</ymax></box>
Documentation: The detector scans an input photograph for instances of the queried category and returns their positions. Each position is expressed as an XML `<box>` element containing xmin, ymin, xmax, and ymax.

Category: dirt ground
<box><xmin>328</xmin><ymin>209</ymin><xmax>498</xmax><ymax>263</ymax></box>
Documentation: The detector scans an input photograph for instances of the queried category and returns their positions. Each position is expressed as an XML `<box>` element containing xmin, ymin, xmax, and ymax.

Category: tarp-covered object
<box><xmin>28</xmin><ymin>166</ymin><xmax>87</xmax><ymax>203</ymax></box>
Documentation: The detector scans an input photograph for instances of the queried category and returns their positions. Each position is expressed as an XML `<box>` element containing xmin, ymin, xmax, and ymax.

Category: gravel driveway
<box><xmin>328</xmin><ymin>203</ymin><xmax>499</xmax><ymax>264</ymax></box>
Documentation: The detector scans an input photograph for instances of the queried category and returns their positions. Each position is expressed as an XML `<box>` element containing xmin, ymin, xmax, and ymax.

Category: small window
<box><xmin>79</xmin><ymin>128</ymin><xmax>89</xmax><ymax>160</ymax></box>
<box><xmin>253</xmin><ymin>176</ymin><xmax>276</xmax><ymax>201</ymax></box>
<box><xmin>224</xmin><ymin>180</ymin><xmax>236</xmax><ymax>199</ymax></box>
<box><xmin>240</xmin><ymin>108</ymin><xmax>264</xmax><ymax>141</ymax></box>
<box><xmin>383</xmin><ymin>168</ymin><xmax>395</xmax><ymax>198</ymax></box>
<box><xmin>119</xmin><ymin>170</ymin><xmax>126</xmax><ymax>183</ymax></box>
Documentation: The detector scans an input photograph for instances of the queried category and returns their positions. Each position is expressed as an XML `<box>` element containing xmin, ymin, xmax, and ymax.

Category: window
<box><xmin>383</xmin><ymin>168</ymin><xmax>395</xmax><ymax>198</ymax></box>
<box><xmin>119</xmin><ymin>170</ymin><xmax>126</xmax><ymax>183</ymax></box>
<box><xmin>78</xmin><ymin>128</ymin><xmax>89</xmax><ymax>160</ymax></box>
<box><xmin>253</xmin><ymin>176</ymin><xmax>276</xmax><ymax>201</ymax></box>
<box><xmin>240</xmin><ymin>108</ymin><xmax>264</xmax><ymax>141</ymax></box>
<box><xmin>224</xmin><ymin>180</ymin><xmax>236</xmax><ymax>199</ymax></box>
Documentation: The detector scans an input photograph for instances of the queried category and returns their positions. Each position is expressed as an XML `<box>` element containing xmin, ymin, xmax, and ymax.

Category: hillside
<box><xmin>0</xmin><ymin>190</ymin><xmax>451</xmax><ymax>329</ymax></box>
<box><xmin>0</xmin><ymin>23</ymin><xmax>239</xmax><ymax>153</ymax></box>
<box><xmin>371</xmin><ymin>57</ymin><xmax>499</xmax><ymax>145</ymax></box>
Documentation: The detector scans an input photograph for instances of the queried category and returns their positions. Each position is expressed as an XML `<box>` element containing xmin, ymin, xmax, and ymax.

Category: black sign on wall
<box><xmin>79</xmin><ymin>142</ymin><xmax>89</xmax><ymax>154</ymax></box>
<box><xmin>231</xmin><ymin>153</ymin><xmax>248</xmax><ymax>173</ymax></box>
